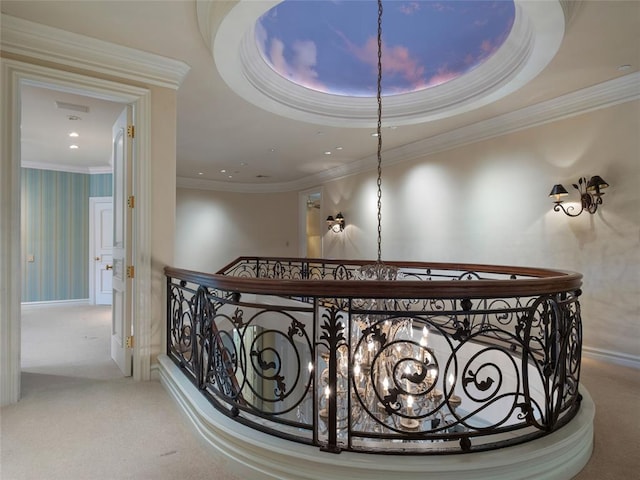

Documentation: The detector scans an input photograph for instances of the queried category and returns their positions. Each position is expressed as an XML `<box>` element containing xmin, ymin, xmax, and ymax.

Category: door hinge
<box><xmin>127</xmin><ymin>265</ymin><xmax>135</xmax><ymax>279</ymax></box>
<box><xmin>127</xmin><ymin>125</ymin><xmax>135</xmax><ymax>138</ymax></box>
<box><xmin>127</xmin><ymin>195</ymin><xmax>135</xmax><ymax>208</ymax></box>
<box><xmin>126</xmin><ymin>336</ymin><xmax>134</xmax><ymax>348</ymax></box>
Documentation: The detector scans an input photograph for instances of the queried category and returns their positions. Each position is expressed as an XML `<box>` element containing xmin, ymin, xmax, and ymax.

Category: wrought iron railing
<box><xmin>165</xmin><ymin>257</ymin><xmax>583</xmax><ymax>454</ymax></box>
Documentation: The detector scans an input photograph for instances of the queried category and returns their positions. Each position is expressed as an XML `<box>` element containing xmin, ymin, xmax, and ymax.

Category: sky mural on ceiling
<box><xmin>255</xmin><ymin>1</ymin><xmax>515</xmax><ymax>97</ymax></box>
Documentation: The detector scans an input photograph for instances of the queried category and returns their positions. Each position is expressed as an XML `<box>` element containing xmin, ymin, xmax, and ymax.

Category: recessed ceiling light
<box><xmin>618</xmin><ymin>64</ymin><xmax>632</xmax><ymax>71</ymax></box>
<box><xmin>240</xmin><ymin>162</ymin><xmax>248</xmax><ymax>166</ymax></box>
<box><xmin>69</xmin><ymin>145</ymin><xmax>79</xmax><ymax>149</ymax></box>
<box><xmin>198</xmin><ymin>172</ymin><xmax>204</xmax><ymax>176</ymax></box>
<box><xmin>228</xmin><ymin>175</ymin><xmax>233</xmax><ymax>178</ymax></box>
<box><xmin>69</xmin><ymin>132</ymin><xmax>79</xmax><ymax>137</ymax></box>
<box><xmin>269</xmin><ymin>148</ymin><xmax>276</xmax><ymax>153</ymax></box>
<box><xmin>324</xmin><ymin>151</ymin><xmax>332</xmax><ymax>155</ymax></box>
<box><xmin>220</xmin><ymin>169</ymin><xmax>227</xmax><ymax>173</ymax></box>
<box><xmin>335</xmin><ymin>146</ymin><xmax>343</xmax><ymax>150</ymax></box>
<box><xmin>371</xmin><ymin>132</ymin><xmax>379</xmax><ymax>137</ymax></box>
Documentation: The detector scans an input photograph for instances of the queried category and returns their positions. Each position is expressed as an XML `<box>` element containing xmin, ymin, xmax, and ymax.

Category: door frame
<box><xmin>298</xmin><ymin>187</ymin><xmax>324</xmax><ymax>258</ymax></box>
<box><xmin>1</xmin><ymin>59</ymin><xmax>152</xmax><ymax>404</ymax></box>
<box><xmin>89</xmin><ymin>196</ymin><xmax>114</xmax><ymax>305</ymax></box>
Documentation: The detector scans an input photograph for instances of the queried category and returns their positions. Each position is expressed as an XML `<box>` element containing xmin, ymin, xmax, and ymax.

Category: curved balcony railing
<box><xmin>165</xmin><ymin>257</ymin><xmax>583</xmax><ymax>455</ymax></box>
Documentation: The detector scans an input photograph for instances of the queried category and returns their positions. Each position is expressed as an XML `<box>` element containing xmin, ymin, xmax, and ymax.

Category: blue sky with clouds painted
<box><xmin>255</xmin><ymin>1</ymin><xmax>515</xmax><ymax>97</ymax></box>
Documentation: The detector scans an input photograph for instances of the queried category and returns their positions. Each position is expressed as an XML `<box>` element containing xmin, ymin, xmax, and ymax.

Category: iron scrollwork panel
<box><xmin>170</xmin><ymin>286</ymin><xmax>316</xmax><ymax>442</ymax></box>
<box><xmin>166</xmin><ymin>260</ymin><xmax>583</xmax><ymax>455</ymax></box>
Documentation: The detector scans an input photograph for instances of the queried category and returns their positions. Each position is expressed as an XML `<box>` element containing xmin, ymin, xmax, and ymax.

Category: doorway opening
<box><xmin>19</xmin><ymin>83</ymin><xmax>125</xmax><ymax>385</ymax></box>
<box><xmin>299</xmin><ymin>189</ymin><xmax>323</xmax><ymax>258</ymax></box>
<box><xmin>1</xmin><ymin>60</ymin><xmax>153</xmax><ymax>406</ymax></box>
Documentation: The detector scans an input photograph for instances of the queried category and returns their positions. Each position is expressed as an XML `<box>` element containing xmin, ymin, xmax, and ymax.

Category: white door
<box><xmin>111</xmin><ymin>106</ymin><xmax>133</xmax><ymax>376</ymax></box>
<box><xmin>92</xmin><ymin>199</ymin><xmax>113</xmax><ymax>305</ymax></box>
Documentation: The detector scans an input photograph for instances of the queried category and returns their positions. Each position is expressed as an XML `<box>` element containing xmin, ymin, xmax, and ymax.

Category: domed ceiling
<box><xmin>256</xmin><ymin>0</ymin><xmax>515</xmax><ymax>97</ymax></box>
<box><xmin>214</xmin><ymin>0</ymin><xmax>564</xmax><ymax>127</ymax></box>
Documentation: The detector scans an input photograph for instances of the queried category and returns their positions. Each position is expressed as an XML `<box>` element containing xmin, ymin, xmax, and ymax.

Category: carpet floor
<box><xmin>1</xmin><ymin>304</ymin><xmax>638</xmax><ymax>479</ymax></box>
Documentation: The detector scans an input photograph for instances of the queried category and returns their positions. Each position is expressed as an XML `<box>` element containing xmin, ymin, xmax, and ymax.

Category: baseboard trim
<box><xmin>150</xmin><ymin>362</ymin><xmax>161</xmax><ymax>381</ymax></box>
<box><xmin>21</xmin><ymin>298</ymin><xmax>91</xmax><ymax>307</ymax></box>
<box><xmin>582</xmin><ymin>347</ymin><xmax>640</xmax><ymax>370</ymax></box>
<box><xmin>158</xmin><ymin>354</ymin><xmax>594</xmax><ymax>480</ymax></box>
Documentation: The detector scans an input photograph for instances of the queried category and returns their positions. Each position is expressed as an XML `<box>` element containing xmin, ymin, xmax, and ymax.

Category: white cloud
<box><xmin>267</xmin><ymin>38</ymin><xmax>326</xmax><ymax>91</ymax></box>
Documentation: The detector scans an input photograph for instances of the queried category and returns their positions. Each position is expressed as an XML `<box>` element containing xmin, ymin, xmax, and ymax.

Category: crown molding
<box><xmin>22</xmin><ymin>161</ymin><xmax>111</xmax><ymax>175</ymax></box>
<box><xmin>377</xmin><ymin>71</ymin><xmax>640</xmax><ymax>169</ymax></box>
<box><xmin>176</xmin><ymin>176</ymin><xmax>305</xmax><ymax>194</ymax></box>
<box><xmin>87</xmin><ymin>166</ymin><xmax>113</xmax><ymax>175</ymax></box>
<box><xmin>178</xmin><ymin>72</ymin><xmax>640</xmax><ymax>194</ymax></box>
<box><xmin>0</xmin><ymin>15</ymin><xmax>190</xmax><ymax>89</ymax></box>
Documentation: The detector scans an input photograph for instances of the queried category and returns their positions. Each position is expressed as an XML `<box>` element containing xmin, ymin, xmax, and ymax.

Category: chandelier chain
<box><xmin>376</xmin><ymin>0</ymin><xmax>383</xmax><ymax>264</ymax></box>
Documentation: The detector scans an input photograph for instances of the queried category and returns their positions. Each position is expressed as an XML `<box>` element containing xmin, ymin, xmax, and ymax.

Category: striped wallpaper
<box><xmin>21</xmin><ymin>168</ymin><xmax>113</xmax><ymax>302</ymax></box>
<box><xmin>90</xmin><ymin>173</ymin><xmax>113</xmax><ymax>197</ymax></box>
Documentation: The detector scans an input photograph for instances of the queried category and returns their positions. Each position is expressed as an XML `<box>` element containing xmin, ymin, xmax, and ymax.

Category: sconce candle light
<box><xmin>550</xmin><ymin>175</ymin><xmax>609</xmax><ymax>217</ymax></box>
<box><xmin>326</xmin><ymin>212</ymin><xmax>345</xmax><ymax>233</ymax></box>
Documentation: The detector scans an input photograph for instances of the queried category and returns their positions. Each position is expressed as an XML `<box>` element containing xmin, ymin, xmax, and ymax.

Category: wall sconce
<box><xmin>549</xmin><ymin>175</ymin><xmax>609</xmax><ymax>217</ymax></box>
<box><xmin>326</xmin><ymin>212</ymin><xmax>345</xmax><ymax>233</ymax></box>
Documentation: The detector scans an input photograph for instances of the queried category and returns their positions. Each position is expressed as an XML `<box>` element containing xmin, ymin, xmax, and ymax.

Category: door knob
<box><xmin>106</xmin><ymin>264</ymin><xmax>113</xmax><ymax>271</ymax></box>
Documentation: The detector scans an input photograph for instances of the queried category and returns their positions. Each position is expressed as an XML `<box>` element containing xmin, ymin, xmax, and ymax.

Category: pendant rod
<box><xmin>376</xmin><ymin>0</ymin><xmax>383</xmax><ymax>264</ymax></box>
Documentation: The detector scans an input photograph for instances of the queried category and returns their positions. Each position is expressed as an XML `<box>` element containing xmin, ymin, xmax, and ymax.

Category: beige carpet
<box><xmin>1</xmin><ymin>304</ymin><xmax>638</xmax><ymax>479</ymax></box>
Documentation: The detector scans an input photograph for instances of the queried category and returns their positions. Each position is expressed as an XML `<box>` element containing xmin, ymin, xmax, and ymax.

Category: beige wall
<box><xmin>149</xmin><ymin>87</ymin><xmax>177</xmax><ymax>363</ymax></box>
<box><xmin>321</xmin><ymin>101</ymin><xmax>639</xmax><ymax>360</ymax></box>
<box><xmin>174</xmin><ymin>188</ymin><xmax>299</xmax><ymax>273</ymax></box>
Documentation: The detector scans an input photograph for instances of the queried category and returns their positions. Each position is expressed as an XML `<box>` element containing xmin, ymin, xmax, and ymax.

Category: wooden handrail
<box><xmin>165</xmin><ymin>258</ymin><xmax>582</xmax><ymax>299</ymax></box>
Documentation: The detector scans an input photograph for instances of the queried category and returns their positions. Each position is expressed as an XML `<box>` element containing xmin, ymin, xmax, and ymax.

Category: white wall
<box><xmin>174</xmin><ymin>101</ymin><xmax>638</xmax><ymax>362</ymax></box>
<box><xmin>321</xmin><ymin>101</ymin><xmax>640</xmax><ymax>362</ymax></box>
<box><xmin>175</xmin><ymin>188</ymin><xmax>299</xmax><ymax>272</ymax></box>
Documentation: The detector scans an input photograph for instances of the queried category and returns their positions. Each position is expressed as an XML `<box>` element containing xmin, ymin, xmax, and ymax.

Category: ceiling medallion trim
<box><xmin>212</xmin><ymin>0</ymin><xmax>565</xmax><ymax>127</ymax></box>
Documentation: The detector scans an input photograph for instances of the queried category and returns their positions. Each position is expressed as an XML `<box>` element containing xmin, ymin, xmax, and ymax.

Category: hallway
<box><xmin>1</xmin><ymin>304</ymin><xmax>638</xmax><ymax>479</ymax></box>
<box><xmin>2</xmin><ymin>304</ymin><xmax>238</xmax><ymax>480</ymax></box>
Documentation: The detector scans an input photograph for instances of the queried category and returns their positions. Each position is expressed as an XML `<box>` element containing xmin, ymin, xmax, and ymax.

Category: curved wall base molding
<box><xmin>158</xmin><ymin>354</ymin><xmax>594</xmax><ymax>480</ymax></box>
<box><xmin>583</xmin><ymin>346</ymin><xmax>640</xmax><ymax>370</ymax></box>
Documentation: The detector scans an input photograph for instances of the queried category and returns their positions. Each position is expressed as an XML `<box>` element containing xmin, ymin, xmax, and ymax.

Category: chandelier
<box><xmin>315</xmin><ymin>0</ymin><xmax>464</xmax><ymax>446</ymax></box>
